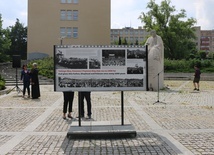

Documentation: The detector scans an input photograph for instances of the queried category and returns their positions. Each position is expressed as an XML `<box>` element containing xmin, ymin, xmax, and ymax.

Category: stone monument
<box><xmin>145</xmin><ymin>30</ymin><xmax>164</xmax><ymax>91</ymax></box>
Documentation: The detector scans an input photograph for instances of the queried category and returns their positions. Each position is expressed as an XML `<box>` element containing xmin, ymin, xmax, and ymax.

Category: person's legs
<box><xmin>26</xmin><ymin>82</ymin><xmax>30</xmax><ymax>97</ymax></box>
<box><xmin>193</xmin><ymin>78</ymin><xmax>197</xmax><ymax>90</ymax></box>
<box><xmin>197</xmin><ymin>82</ymin><xmax>200</xmax><ymax>91</ymax></box>
<box><xmin>23</xmin><ymin>83</ymin><xmax>26</xmax><ymax>96</ymax></box>
<box><xmin>68</xmin><ymin>92</ymin><xmax>74</xmax><ymax>118</ymax></box>
<box><xmin>193</xmin><ymin>82</ymin><xmax>197</xmax><ymax>90</ymax></box>
<box><xmin>63</xmin><ymin>92</ymin><xmax>69</xmax><ymax>119</ymax></box>
<box><xmin>80</xmin><ymin>92</ymin><xmax>85</xmax><ymax>117</ymax></box>
<box><xmin>194</xmin><ymin>78</ymin><xmax>200</xmax><ymax>91</ymax></box>
<box><xmin>85</xmin><ymin>92</ymin><xmax>92</xmax><ymax>117</ymax></box>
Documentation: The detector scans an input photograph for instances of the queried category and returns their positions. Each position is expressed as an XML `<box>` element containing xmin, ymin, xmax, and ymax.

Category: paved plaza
<box><xmin>0</xmin><ymin>80</ymin><xmax>214</xmax><ymax>155</ymax></box>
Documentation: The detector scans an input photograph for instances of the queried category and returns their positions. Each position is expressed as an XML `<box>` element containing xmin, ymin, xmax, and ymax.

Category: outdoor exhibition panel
<box><xmin>54</xmin><ymin>45</ymin><xmax>148</xmax><ymax>92</ymax></box>
<box><xmin>53</xmin><ymin>45</ymin><xmax>148</xmax><ymax>138</ymax></box>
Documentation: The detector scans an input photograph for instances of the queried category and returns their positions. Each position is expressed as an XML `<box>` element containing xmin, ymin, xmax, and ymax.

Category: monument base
<box><xmin>67</xmin><ymin>121</ymin><xmax>137</xmax><ymax>139</ymax></box>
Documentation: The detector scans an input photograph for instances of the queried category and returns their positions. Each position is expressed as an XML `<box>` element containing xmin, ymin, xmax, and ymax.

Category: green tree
<box><xmin>8</xmin><ymin>18</ymin><xmax>27</xmax><ymax>60</ymax></box>
<box><xmin>118</xmin><ymin>36</ymin><xmax>122</xmax><ymax>45</ymax></box>
<box><xmin>0</xmin><ymin>14</ymin><xmax>11</xmax><ymax>63</ymax></box>
<box><xmin>135</xmin><ymin>39</ymin><xmax>139</xmax><ymax>45</ymax></box>
<box><xmin>139</xmin><ymin>0</ymin><xmax>197</xmax><ymax>59</ymax></box>
<box><xmin>122</xmin><ymin>37</ymin><xmax>128</xmax><ymax>45</ymax></box>
<box><xmin>198</xmin><ymin>50</ymin><xmax>207</xmax><ymax>59</ymax></box>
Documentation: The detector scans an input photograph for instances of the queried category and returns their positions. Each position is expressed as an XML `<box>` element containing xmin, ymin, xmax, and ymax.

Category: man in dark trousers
<box><xmin>80</xmin><ymin>91</ymin><xmax>92</xmax><ymax>119</ymax></box>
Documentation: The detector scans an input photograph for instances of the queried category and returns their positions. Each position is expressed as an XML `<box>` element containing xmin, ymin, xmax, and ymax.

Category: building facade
<box><xmin>200</xmin><ymin>29</ymin><xmax>214</xmax><ymax>52</ymax></box>
<box><xmin>28</xmin><ymin>0</ymin><xmax>110</xmax><ymax>59</ymax></box>
<box><xmin>111</xmin><ymin>27</ymin><xmax>150</xmax><ymax>45</ymax></box>
<box><xmin>194</xmin><ymin>26</ymin><xmax>214</xmax><ymax>52</ymax></box>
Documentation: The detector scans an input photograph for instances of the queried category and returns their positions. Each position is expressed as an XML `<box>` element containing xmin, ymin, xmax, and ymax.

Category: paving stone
<box><xmin>0</xmin><ymin>80</ymin><xmax>214</xmax><ymax>154</ymax></box>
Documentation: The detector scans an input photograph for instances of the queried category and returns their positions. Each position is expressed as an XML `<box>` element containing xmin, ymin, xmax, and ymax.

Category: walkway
<box><xmin>0</xmin><ymin>80</ymin><xmax>214</xmax><ymax>154</ymax></box>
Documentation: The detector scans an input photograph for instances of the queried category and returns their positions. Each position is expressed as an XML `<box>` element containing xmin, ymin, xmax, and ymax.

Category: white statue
<box><xmin>146</xmin><ymin>30</ymin><xmax>164</xmax><ymax>91</ymax></box>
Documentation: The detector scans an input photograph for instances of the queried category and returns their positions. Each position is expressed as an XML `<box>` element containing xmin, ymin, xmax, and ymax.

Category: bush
<box><xmin>28</xmin><ymin>57</ymin><xmax>54</xmax><ymax>79</ymax></box>
<box><xmin>27</xmin><ymin>57</ymin><xmax>214</xmax><ymax>78</ymax></box>
<box><xmin>0</xmin><ymin>75</ymin><xmax>5</xmax><ymax>90</ymax></box>
<box><xmin>198</xmin><ymin>51</ymin><xmax>207</xmax><ymax>59</ymax></box>
<box><xmin>164</xmin><ymin>58</ymin><xmax>214</xmax><ymax>73</ymax></box>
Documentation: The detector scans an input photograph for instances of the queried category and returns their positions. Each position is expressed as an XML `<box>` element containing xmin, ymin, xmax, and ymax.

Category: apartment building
<box><xmin>111</xmin><ymin>27</ymin><xmax>150</xmax><ymax>45</ymax></box>
<box><xmin>200</xmin><ymin>29</ymin><xmax>214</xmax><ymax>52</ymax></box>
<box><xmin>27</xmin><ymin>0</ymin><xmax>110</xmax><ymax>59</ymax></box>
<box><xmin>193</xmin><ymin>26</ymin><xmax>214</xmax><ymax>52</ymax></box>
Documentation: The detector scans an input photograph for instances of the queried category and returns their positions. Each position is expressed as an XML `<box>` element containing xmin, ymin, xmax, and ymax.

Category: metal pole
<box><xmin>78</xmin><ymin>92</ymin><xmax>81</xmax><ymax>126</ymax></box>
<box><xmin>16</xmin><ymin>68</ymin><xmax>18</xmax><ymax>90</ymax></box>
<box><xmin>121</xmin><ymin>91</ymin><xmax>124</xmax><ymax>125</ymax></box>
<box><xmin>157</xmin><ymin>73</ymin><xmax>159</xmax><ymax>102</ymax></box>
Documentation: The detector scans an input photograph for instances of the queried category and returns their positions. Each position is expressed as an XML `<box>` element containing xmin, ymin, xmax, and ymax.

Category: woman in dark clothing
<box><xmin>62</xmin><ymin>91</ymin><xmax>74</xmax><ymax>119</ymax></box>
<box><xmin>21</xmin><ymin>65</ymin><xmax>30</xmax><ymax>98</ymax></box>
<box><xmin>30</xmin><ymin>63</ymin><xmax>40</xmax><ymax>99</ymax></box>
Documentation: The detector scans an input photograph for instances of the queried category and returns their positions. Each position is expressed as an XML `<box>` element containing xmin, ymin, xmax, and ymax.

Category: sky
<box><xmin>0</xmin><ymin>0</ymin><xmax>214</xmax><ymax>30</ymax></box>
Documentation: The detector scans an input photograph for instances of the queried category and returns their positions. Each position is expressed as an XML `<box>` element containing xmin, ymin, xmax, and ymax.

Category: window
<box><xmin>67</xmin><ymin>10</ymin><xmax>72</xmax><ymax>20</ymax></box>
<box><xmin>140</xmin><ymin>30</ymin><xmax>144</xmax><ymax>35</ymax></box>
<box><xmin>73</xmin><ymin>10</ymin><xmax>78</xmax><ymax>20</ymax></box>
<box><xmin>60</xmin><ymin>10</ymin><xmax>66</xmax><ymax>20</ymax></box>
<box><xmin>73</xmin><ymin>27</ymin><xmax>78</xmax><ymax>38</ymax></box>
<box><xmin>61</xmin><ymin>0</ymin><xmax>78</xmax><ymax>4</ymax></box>
<box><xmin>61</xmin><ymin>0</ymin><xmax>66</xmax><ymax>3</ymax></box>
<box><xmin>67</xmin><ymin>27</ymin><xmax>72</xmax><ymax>38</ymax></box>
<box><xmin>139</xmin><ymin>37</ymin><xmax>144</xmax><ymax>41</ymax></box>
<box><xmin>60</xmin><ymin>27</ymin><xmax>78</xmax><ymax>38</ymax></box>
<box><xmin>125</xmin><ymin>30</ymin><xmax>128</xmax><ymax>35</ymax></box>
<box><xmin>60</xmin><ymin>27</ymin><xmax>66</xmax><ymax>37</ymax></box>
<box><xmin>73</xmin><ymin>0</ymin><xmax>78</xmax><ymax>3</ymax></box>
<box><xmin>60</xmin><ymin>10</ymin><xmax>78</xmax><ymax>21</ymax></box>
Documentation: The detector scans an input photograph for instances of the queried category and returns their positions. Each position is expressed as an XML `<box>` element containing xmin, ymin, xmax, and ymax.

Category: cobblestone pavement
<box><xmin>0</xmin><ymin>80</ymin><xmax>214</xmax><ymax>155</ymax></box>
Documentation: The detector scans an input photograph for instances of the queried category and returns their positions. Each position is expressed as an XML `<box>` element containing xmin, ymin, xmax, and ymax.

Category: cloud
<box><xmin>111</xmin><ymin>0</ymin><xmax>147</xmax><ymax>28</ymax></box>
<box><xmin>0</xmin><ymin>0</ymin><xmax>214</xmax><ymax>30</ymax></box>
<box><xmin>0</xmin><ymin>0</ymin><xmax>27</xmax><ymax>28</ymax></box>
<box><xmin>194</xmin><ymin>0</ymin><xmax>214</xmax><ymax>29</ymax></box>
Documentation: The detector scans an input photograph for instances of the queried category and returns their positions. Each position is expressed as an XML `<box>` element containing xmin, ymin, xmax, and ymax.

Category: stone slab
<box><xmin>67</xmin><ymin>121</ymin><xmax>137</xmax><ymax>139</ymax></box>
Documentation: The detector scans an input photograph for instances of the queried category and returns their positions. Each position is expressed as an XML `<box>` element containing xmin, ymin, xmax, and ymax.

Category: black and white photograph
<box><xmin>55</xmin><ymin>49</ymin><xmax>88</xmax><ymax>69</ymax></box>
<box><xmin>102</xmin><ymin>49</ymin><xmax>125</xmax><ymax>66</ymax></box>
<box><xmin>58</xmin><ymin>77</ymin><xmax>92</xmax><ymax>88</ymax></box>
<box><xmin>91</xmin><ymin>79</ymin><xmax>110</xmax><ymax>87</ymax></box>
<box><xmin>127</xmin><ymin>48</ymin><xmax>146</xmax><ymax>60</ymax></box>
<box><xmin>89</xmin><ymin>58</ymin><xmax>101</xmax><ymax>69</ymax></box>
<box><xmin>127</xmin><ymin>79</ymin><xmax>144</xmax><ymax>87</ymax></box>
<box><xmin>127</xmin><ymin>64</ymin><xmax>144</xmax><ymax>74</ymax></box>
<box><xmin>111</xmin><ymin>79</ymin><xmax>127</xmax><ymax>87</ymax></box>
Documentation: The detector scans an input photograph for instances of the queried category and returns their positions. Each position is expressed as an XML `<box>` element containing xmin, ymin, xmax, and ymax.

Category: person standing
<box><xmin>20</xmin><ymin>65</ymin><xmax>30</xmax><ymax>98</ymax></box>
<box><xmin>193</xmin><ymin>65</ymin><xmax>201</xmax><ymax>91</ymax></box>
<box><xmin>62</xmin><ymin>91</ymin><xmax>74</xmax><ymax>119</ymax></box>
<box><xmin>80</xmin><ymin>91</ymin><xmax>92</xmax><ymax>119</ymax></box>
<box><xmin>30</xmin><ymin>63</ymin><xmax>40</xmax><ymax>99</ymax></box>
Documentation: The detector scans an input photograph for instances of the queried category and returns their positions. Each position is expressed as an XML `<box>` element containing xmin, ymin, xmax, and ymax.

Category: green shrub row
<box><xmin>164</xmin><ymin>59</ymin><xmax>214</xmax><ymax>73</ymax></box>
<box><xmin>28</xmin><ymin>57</ymin><xmax>214</xmax><ymax>79</ymax></box>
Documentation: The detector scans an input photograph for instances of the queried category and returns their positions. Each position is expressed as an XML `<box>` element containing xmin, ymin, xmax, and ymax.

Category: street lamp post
<box><xmin>60</xmin><ymin>36</ymin><xmax>66</xmax><ymax>45</ymax></box>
